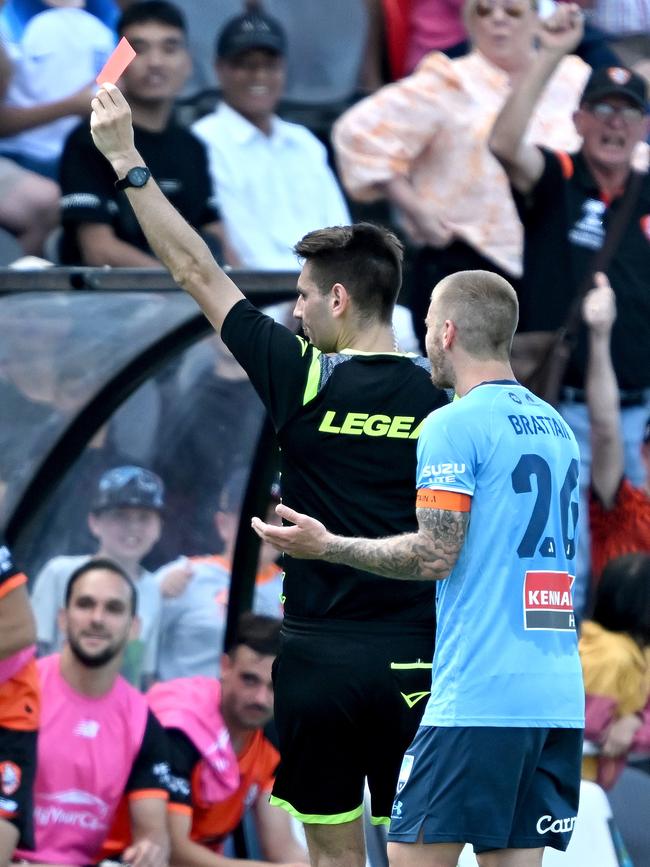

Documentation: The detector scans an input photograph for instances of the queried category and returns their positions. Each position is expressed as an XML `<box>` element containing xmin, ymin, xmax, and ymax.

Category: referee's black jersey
<box><xmin>222</xmin><ymin>300</ymin><xmax>448</xmax><ymax>622</ymax></box>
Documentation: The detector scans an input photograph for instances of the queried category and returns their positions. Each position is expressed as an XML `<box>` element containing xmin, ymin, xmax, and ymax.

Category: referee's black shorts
<box><xmin>269</xmin><ymin>616</ymin><xmax>434</xmax><ymax>825</ymax></box>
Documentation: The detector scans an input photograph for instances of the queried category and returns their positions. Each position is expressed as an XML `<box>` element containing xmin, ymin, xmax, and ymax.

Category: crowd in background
<box><xmin>0</xmin><ymin>0</ymin><xmax>649</xmax><ymax>863</ymax></box>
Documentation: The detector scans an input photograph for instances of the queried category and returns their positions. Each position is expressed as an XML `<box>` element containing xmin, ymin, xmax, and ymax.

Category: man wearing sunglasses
<box><xmin>490</xmin><ymin>3</ymin><xmax>650</xmax><ymax>618</ymax></box>
<box><xmin>333</xmin><ymin>0</ymin><xmax>589</xmax><ymax>352</ymax></box>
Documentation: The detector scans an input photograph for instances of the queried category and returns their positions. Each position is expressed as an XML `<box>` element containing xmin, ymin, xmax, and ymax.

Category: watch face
<box><xmin>128</xmin><ymin>167</ymin><xmax>150</xmax><ymax>187</ymax></box>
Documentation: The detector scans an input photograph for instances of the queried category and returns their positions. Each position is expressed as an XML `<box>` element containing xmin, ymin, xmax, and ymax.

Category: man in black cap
<box><xmin>489</xmin><ymin>2</ymin><xmax>650</xmax><ymax>617</ymax></box>
<box><xmin>30</xmin><ymin>465</ymin><xmax>165</xmax><ymax>688</ymax></box>
<box><xmin>191</xmin><ymin>8</ymin><xmax>350</xmax><ymax>270</ymax></box>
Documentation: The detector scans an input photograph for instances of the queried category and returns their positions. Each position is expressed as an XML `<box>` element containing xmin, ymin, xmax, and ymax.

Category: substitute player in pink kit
<box><xmin>15</xmin><ymin>558</ymin><xmax>170</xmax><ymax>867</ymax></box>
<box><xmin>0</xmin><ymin>541</ymin><xmax>38</xmax><ymax>867</ymax></box>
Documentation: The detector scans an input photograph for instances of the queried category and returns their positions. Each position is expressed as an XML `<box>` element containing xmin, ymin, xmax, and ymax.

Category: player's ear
<box><xmin>330</xmin><ymin>282</ymin><xmax>350</xmax><ymax>317</ymax></box>
<box><xmin>442</xmin><ymin>319</ymin><xmax>456</xmax><ymax>350</ymax></box>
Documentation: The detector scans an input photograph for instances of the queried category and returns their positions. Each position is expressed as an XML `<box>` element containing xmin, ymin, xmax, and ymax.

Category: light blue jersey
<box><xmin>418</xmin><ymin>381</ymin><xmax>584</xmax><ymax>728</ymax></box>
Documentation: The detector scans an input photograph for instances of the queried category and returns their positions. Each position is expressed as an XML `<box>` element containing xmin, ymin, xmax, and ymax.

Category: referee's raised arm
<box><xmin>90</xmin><ymin>83</ymin><xmax>243</xmax><ymax>332</ymax></box>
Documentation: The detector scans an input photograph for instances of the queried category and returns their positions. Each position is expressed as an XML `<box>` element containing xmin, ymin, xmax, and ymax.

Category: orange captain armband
<box><xmin>416</xmin><ymin>489</ymin><xmax>471</xmax><ymax>512</ymax></box>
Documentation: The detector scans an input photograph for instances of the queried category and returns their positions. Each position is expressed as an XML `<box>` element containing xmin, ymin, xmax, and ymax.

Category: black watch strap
<box><xmin>115</xmin><ymin>166</ymin><xmax>151</xmax><ymax>191</ymax></box>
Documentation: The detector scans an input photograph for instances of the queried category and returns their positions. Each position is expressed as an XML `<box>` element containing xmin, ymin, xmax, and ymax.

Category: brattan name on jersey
<box><xmin>318</xmin><ymin>411</ymin><xmax>424</xmax><ymax>439</ymax></box>
<box><xmin>523</xmin><ymin>571</ymin><xmax>575</xmax><ymax>631</ymax></box>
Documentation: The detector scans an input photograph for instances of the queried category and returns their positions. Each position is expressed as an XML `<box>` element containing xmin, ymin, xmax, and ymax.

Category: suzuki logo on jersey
<box><xmin>318</xmin><ymin>411</ymin><xmax>424</xmax><ymax>439</ymax></box>
<box><xmin>523</xmin><ymin>571</ymin><xmax>575</xmax><ymax>631</ymax></box>
<box><xmin>420</xmin><ymin>463</ymin><xmax>466</xmax><ymax>484</ymax></box>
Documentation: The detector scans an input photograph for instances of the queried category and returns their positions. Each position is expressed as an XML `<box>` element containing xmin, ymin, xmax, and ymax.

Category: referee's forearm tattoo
<box><xmin>323</xmin><ymin>509</ymin><xmax>469</xmax><ymax>582</ymax></box>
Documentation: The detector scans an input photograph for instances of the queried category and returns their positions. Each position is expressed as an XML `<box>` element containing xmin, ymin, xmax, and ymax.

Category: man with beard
<box><xmin>253</xmin><ymin>270</ymin><xmax>585</xmax><ymax>867</ymax></box>
<box><xmin>14</xmin><ymin>559</ymin><xmax>169</xmax><ymax>867</ymax></box>
<box><xmin>101</xmin><ymin>613</ymin><xmax>307</xmax><ymax>867</ymax></box>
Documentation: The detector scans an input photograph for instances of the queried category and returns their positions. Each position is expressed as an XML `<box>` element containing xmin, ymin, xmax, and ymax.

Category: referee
<box><xmin>89</xmin><ymin>84</ymin><xmax>448</xmax><ymax>867</ymax></box>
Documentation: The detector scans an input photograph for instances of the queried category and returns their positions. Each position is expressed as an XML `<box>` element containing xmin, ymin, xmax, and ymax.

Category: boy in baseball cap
<box><xmin>30</xmin><ymin>466</ymin><xmax>165</xmax><ymax>688</ymax></box>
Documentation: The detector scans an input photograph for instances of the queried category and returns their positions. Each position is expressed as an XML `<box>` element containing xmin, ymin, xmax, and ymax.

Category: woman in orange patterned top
<box><xmin>333</xmin><ymin>0</ymin><xmax>590</xmax><ymax>346</ymax></box>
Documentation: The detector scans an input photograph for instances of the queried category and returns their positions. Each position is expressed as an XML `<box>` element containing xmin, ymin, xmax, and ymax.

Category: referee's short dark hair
<box><xmin>230</xmin><ymin>612</ymin><xmax>282</xmax><ymax>657</ymax></box>
<box><xmin>294</xmin><ymin>223</ymin><xmax>404</xmax><ymax>325</ymax></box>
<box><xmin>64</xmin><ymin>558</ymin><xmax>138</xmax><ymax>617</ymax></box>
<box><xmin>118</xmin><ymin>0</ymin><xmax>187</xmax><ymax>37</ymax></box>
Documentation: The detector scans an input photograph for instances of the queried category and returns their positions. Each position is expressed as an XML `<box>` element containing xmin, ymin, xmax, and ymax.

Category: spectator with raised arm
<box><xmin>583</xmin><ymin>275</ymin><xmax>650</xmax><ymax>582</ymax></box>
<box><xmin>489</xmin><ymin>4</ymin><xmax>650</xmax><ymax>614</ymax></box>
<box><xmin>333</xmin><ymin>0</ymin><xmax>589</xmax><ymax>347</ymax></box>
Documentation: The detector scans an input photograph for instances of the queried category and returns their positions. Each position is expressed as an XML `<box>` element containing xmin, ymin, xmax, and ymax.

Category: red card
<box><xmin>96</xmin><ymin>37</ymin><xmax>136</xmax><ymax>85</ymax></box>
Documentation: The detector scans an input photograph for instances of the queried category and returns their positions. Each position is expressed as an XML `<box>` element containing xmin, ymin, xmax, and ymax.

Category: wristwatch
<box><xmin>114</xmin><ymin>166</ymin><xmax>151</xmax><ymax>191</ymax></box>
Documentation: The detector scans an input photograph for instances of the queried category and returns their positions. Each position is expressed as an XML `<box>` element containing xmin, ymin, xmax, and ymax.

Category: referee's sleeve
<box><xmin>221</xmin><ymin>299</ymin><xmax>317</xmax><ymax>429</ymax></box>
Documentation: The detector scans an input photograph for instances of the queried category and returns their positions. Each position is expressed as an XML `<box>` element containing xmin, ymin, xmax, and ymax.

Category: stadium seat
<box><xmin>607</xmin><ymin>766</ymin><xmax>650</xmax><ymax>867</ymax></box>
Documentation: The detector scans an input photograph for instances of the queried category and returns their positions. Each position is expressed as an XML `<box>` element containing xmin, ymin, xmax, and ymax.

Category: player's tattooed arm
<box><xmin>323</xmin><ymin>507</ymin><xmax>469</xmax><ymax>581</ymax></box>
<box><xmin>251</xmin><ymin>503</ymin><xmax>469</xmax><ymax>582</ymax></box>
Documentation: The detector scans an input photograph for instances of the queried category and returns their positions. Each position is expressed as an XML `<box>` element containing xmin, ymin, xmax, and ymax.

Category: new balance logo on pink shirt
<box><xmin>74</xmin><ymin>720</ymin><xmax>100</xmax><ymax>739</ymax></box>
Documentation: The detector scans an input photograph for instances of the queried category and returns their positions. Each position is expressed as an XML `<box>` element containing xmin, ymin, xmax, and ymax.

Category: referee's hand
<box><xmin>90</xmin><ymin>82</ymin><xmax>140</xmax><ymax>174</ymax></box>
<box><xmin>252</xmin><ymin>504</ymin><xmax>329</xmax><ymax>559</ymax></box>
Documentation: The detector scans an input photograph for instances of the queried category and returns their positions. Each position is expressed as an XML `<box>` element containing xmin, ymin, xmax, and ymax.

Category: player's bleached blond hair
<box><xmin>433</xmin><ymin>269</ymin><xmax>519</xmax><ymax>361</ymax></box>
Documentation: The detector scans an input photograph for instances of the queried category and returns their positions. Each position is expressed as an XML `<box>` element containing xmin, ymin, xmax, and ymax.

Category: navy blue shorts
<box><xmin>387</xmin><ymin>725</ymin><xmax>583</xmax><ymax>854</ymax></box>
<box><xmin>271</xmin><ymin>618</ymin><xmax>434</xmax><ymax>823</ymax></box>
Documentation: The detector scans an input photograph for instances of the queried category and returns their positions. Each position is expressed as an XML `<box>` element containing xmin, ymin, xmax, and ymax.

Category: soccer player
<box><xmin>0</xmin><ymin>541</ymin><xmax>38</xmax><ymax>867</ymax></box>
<box><xmin>253</xmin><ymin>270</ymin><xmax>586</xmax><ymax>867</ymax></box>
<box><xmin>89</xmin><ymin>83</ymin><xmax>448</xmax><ymax>867</ymax></box>
<box><xmin>100</xmin><ymin>614</ymin><xmax>307</xmax><ymax>867</ymax></box>
<box><xmin>14</xmin><ymin>559</ymin><xmax>170</xmax><ymax>867</ymax></box>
